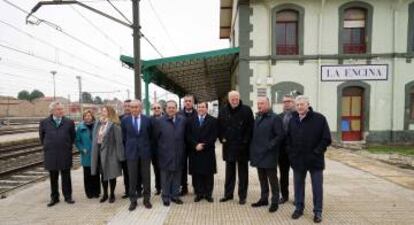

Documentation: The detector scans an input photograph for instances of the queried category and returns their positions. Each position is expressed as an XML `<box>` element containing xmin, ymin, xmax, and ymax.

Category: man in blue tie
<box><xmin>186</xmin><ymin>102</ymin><xmax>218</xmax><ymax>203</ymax></box>
<box><xmin>121</xmin><ymin>100</ymin><xmax>153</xmax><ymax>211</ymax></box>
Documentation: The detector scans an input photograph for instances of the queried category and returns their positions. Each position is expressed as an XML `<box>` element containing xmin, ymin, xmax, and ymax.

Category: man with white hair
<box><xmin>39</xmin><ymin>101</ymin><xmax>76</xmax><ymax>207</ymax></box>
<box><xmin>286</xmin><ymin>96</ymin><xmax>331</xmax><ymax>223</ymax></box>
<box><xmin>218</xmin><ymin>90</ymin><xmax>254</xmax><ymax>205</ymax></box>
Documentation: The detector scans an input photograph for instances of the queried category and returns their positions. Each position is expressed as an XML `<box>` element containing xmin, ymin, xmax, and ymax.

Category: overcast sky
<box><xmin>0</xmin><ymin>0</ymin><xmax>229</xmax><ymax>102</ymax></box>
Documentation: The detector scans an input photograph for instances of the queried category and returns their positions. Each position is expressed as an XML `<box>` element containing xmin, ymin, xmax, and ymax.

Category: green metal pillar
<box><xmin>143</xmin><ymin>70</ymin><xmax>151</xmax><ymax>116</ymax></box>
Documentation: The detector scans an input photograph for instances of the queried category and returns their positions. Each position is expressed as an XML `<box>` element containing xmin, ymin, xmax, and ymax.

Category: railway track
<box><xmin>0</xmin><ymin>141</ymin><xmax>80</xmax><ymax>196</ymax></box>
<box><xmin>0</xmin><ymin>127</ymin><xmax>39</xmax><ymax>136</ymax></box>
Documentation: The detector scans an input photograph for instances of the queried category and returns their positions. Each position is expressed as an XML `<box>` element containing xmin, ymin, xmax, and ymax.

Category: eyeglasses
<box><xmin>152</xmin><ymin>107</ymin><xmax>161</xmax><ymax>110</ymax></box>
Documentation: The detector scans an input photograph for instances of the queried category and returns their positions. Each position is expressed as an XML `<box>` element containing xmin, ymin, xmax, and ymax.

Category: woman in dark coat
<box><xmin>75</xmin><ymin>109</ymin><xmax>100</xmax><ymax>198</ymax></box>
<box><xmin>91</xmin><ymin>105</ymin><xmax>125</xmax><ymax>203</ymax></box>
<box><xmin>186</xmin><ymin>102</ymin><xmax>218</xmax><ymax>202</ymax></box>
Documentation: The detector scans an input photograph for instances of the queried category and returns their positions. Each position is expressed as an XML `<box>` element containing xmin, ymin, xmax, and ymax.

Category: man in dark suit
<box><xmin>119</xmin><ymin>99</ymin><xmax>132</xmax><ymax>199</ymax></box>
<box><xmin>121</xmin><ymin>100</ymin><xmax>153</xmax><ymax>210</ymax></box>
<box><xmin>39</xmin><ymin>101</ymin><xmax>76</xmax><ymax>207</ymax></box>
<box><xmin>177</xmin><ymin>94</ymin><xmax>197</xmax><ymax>196</ymax></box>
<box><xmin>218</xmin><ymin>90</ymin><xmax>254</xmax><ymax>205</ymax></box>
<box><xmin>278</xmin><ymin>95</ymin><xmax>295</xmax><ymax>204</ymax></box>
<box><xmin>186</xmin><ymin>101</ymin><xmax>218</xmax><ymax>203</ymax></box>
<box><xmin>150</xmin><ymin>102</ymin><xmax>163</xmax><ymax>195</ymax></box>
<box><xmin>249</xmin><ymin>97</ymin><xmax>284</xmax><ymax>213</ymax></box>
<box><xmin>286</xmin><ymin>96</ymin><xmax>332</xmax><ymax>223</ymax></box>
<box><xmin>153</xmin><ymin>100</ymin><xmax>186</xmax><ymax>206</ymax></box>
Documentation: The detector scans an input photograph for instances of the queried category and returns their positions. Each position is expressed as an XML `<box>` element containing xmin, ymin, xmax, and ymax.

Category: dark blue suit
<box><xmin>121</xmin><ymin>114</ymin><xmax>153</xmax><ymax>203</ymax></box>
<box><xmin>153</xmin><ymin>115</ymin><xmax>186</xmax><ymax>202</ymax></box>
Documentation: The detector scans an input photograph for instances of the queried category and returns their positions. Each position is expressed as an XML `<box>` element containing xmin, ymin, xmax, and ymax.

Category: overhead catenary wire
<box><xmin>2</xmin><ymin>0</ymin><xmax>121</xmax><ymax>63</ymax></box>
<box><xmin>0</xmin><ymin>42</ymin><xmax>133</xmax><ymax>88</ymax></box>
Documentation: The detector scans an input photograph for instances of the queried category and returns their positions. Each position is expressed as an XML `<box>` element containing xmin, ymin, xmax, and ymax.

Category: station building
<box><xmin>219</xmin><ymin>0</ymin><xmax>414</xmax><ymax>144</ymax></box>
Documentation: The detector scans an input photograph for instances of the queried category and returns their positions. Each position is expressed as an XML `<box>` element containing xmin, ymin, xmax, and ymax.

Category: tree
<box><xmin>93</xmin><ymin>96</ymin><xmax>103</xmax><ymax>104</ymax></box>
<box><xmin>81</xmin><ymin>92</ymin><xmax>93</xmax><ymax>103</ymax></box>
<box><xmin>29</xmin><ymin>89</ymin><xmax>45</xmax><ymax>101</ymax></box>
<box><xmin>17</xmin><ymin>90</ymin><xmax>30</xmax><ymax>101</ymax></box>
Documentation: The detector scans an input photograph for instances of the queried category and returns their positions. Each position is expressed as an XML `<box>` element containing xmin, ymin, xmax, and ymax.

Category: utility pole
<box><xmin>76</xmin><ymin>76</ymin><xmax>83</xmax><ymax>119</ymax></box>
<box><xmin>27</xmin><ymin>0</ymin><xmax>142</xmax><ymax>100</ymax></box>
<box><xmin>126</xmin><ymin>89</ymin><xmax>130</xmax><ymax>100</ymax></box>
<box><xmin>132</xmin><ymin>0</ymin><xmax>141</xmax><ymax>100</ymax></box>
<box><xmin>50</xmin><ymin>70</ymin><xmax>57</xmax><ymax>100</ymax></box>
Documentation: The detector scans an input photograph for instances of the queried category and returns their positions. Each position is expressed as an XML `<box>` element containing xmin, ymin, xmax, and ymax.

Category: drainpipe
<box><xmin>390</xmin><ymin>2</ymin><xmax>398</xmax><ymax>142</ymax></box>
<box><xmin>316</xmin><ymin>0</ymin><xmax>325</xmax><ymax>111</ymax></box>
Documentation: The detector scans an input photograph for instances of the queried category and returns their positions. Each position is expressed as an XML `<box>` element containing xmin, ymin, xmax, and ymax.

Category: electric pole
<box><xmin>50</xmin><ymin>70</ymin><xmax>57</xmax><ymax>100</ymax></box>
<box><xmin>76</xmin><ymin>76</ymin><xmax>83</xmax><ymax>118</ymax></box>
<box><xmin>132</xmin><ymin>0</ymin><xmax>141</xmax><ymax>100</ymax></box>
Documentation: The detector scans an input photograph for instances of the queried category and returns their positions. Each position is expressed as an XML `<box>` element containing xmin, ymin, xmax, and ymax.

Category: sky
<box><xmin>0</xmin><ymin>0</ymin><xmax>229</xmax><ymax>103</ymax></box>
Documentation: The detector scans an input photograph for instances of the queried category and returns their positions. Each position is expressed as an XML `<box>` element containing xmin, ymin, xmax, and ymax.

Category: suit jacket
<box><xmin>39</xmin><ymin>115</ymin><xmax>75</xmax><ymax>171</ymax></box>
<box><xmin>153</xmin><ymin>115</ymin><xmax>186</xmax><ymax>171</ymax></box>
<box><xmin>121</xmin><ymin>114</ymin><xmax>153</xmax><ymax>161</ymax></box>
<box><xmin>186</xmin><ymin>114</ymin><xmax>218</xmax><ymax>175</ymax></box>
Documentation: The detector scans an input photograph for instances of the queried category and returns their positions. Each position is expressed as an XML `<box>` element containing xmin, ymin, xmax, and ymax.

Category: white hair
<box><xmin>49</xmin><ymin>101</ymin><xmax>63</xmax><ymax>113</ymax></box>
<box><xmin>228</xmin><ymin>90</ymin><xmax>240</xmax><ymax>98</ymax></box>
<box><xmin>295</xmin><ymin>95</ymin><xmax>310</xmax><ymax>104</ymax></box>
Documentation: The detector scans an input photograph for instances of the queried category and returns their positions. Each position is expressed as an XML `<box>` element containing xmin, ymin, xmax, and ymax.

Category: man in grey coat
<box><xmin>39</xmin><ymin>101</ymin><xmax>76</xmax><ymax>207</ymax></box>
<box><xmin>249</xmin><ymin>97</ymin><xmax>284</xmax><ymax>213</ymax></box>
<box><xmin>153</xmin><ymin>100</ymin><xmax>186</xmax><ymax>206</ymax></box>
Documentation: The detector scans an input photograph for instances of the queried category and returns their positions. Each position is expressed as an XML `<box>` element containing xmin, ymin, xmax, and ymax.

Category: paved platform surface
<box><xmin>0</xmin><ymin>146</ymin><xmax>414</xmax><ymax>225</ymax></box>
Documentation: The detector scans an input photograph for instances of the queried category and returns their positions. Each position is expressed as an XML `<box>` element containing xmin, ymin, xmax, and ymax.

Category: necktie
<box><xmin>54</xmin><ymin>118</ymin><xmax>61</xmax><ymax>127</ymax></box>
<box><xmin>199</xmin><ymin>116</ymin><xmax>204</xmax><ymax>126</ymax></box>
<box><xmin>133</xmin><ymin>117</ymin><xmax>139</xmax><ymax>133</ymax></box>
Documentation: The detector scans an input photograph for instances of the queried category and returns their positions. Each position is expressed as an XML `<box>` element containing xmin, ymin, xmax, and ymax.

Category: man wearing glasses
<box><xmin>278</xmin><ymin>95</ymin><xmax>295</xmax><ymax>204</ymax></box>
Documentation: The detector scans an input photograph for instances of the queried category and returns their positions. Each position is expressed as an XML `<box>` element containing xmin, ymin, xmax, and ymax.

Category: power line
<box><xmin>2</xmin><ymin>0</ymin><xmax>120</xmax><ymax>63</ymax></box>
<box><xmin>141</xmin><ymin>33</ymin><xmax>163</xmax><ymax>57</ymax></box>
<box><xmin>105</xmin><ymin>0</ymin><xmax>132</xmax><ymax>24</ymax></box>
<box><xmin>0</xmin><ymin>42</ymin><xmax>133</xmax><ymax>88</ymax></box>
<box><xmin>0</xmin><ymin>19</ymin><xmax>122</xmax><ymax>74</ymax></box>
<box><xmin>147</xmin><ymin>0</ymin><xmax>178</xmax><ymax>51</ymax></box>
<box><xmin>70</xmin><ymin>5</ymin><xmax>129</xmax><ymax>54</ymax></box>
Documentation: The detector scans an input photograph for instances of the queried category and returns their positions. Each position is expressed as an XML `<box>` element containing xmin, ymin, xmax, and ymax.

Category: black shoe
<box><xmin>163</xmin><ymin>200</ymin><xmax>170</xmax><ymax>207</ymax></box>
<box><xmin>269</xmin><ymin>204</ymin><xmax>279</xmax><ymax>213</ymax></box>
<box><xmin>292</xmin><ymin>210</ymin><xmax>303</xmax><ymax>219</ymax></box>
<box><xmin>47</xmin><ymin>199</ymin><xmax>59</xmax><ymax>207</ymax></box>
<box><xmin>171</xmin><ymin>198</ymin><xmax>183</xmax><ymax>205</ymax></box>
<box><xmin>155</xmin><ymin>190</ymin><xmax>161</xmax><ymax>195</ymax></box>
<box><xmin>179</xmin><ymin>188</ymin><xmax>188</xmax><ymax>196</ymax></box>
<box><xmin>239</xmin><ymin>199</ymin><xmax>246</xmax><ymax>205</ymax></box>
<box><xmin>219</xmin><ymin>196</ymin><xmax>233</xmax><ymax>202</ymax></box>
<box><xmin>205</xmin><ymin>196</ymin><xmax>214</xmax><ymax>203</ymax></box>
<box><xmin>314</xmin><ymin>215</ymin><xmax>322</xmax><ymax>223</ymax></box>
<box><xmin>108</xmin><ymin>195</ymin><xmax>115</xmax><ymax>203</ymax></box>
<box><xmin>251</xmin><ymin>200</ymin><xmax>268</xmax><ymax>207</ymax></box>
<box><xmin>144</xmin><ymin>201</ymin><xmax>152</xmax><ymax>209</ymax></box>
<box><xmin>86</xmin><ymin>194</ymin><xmax>93</xmax><ymax>199</ymax></box>
<box><xmin>100</xmin><ymin>195</ymin><xmax>108</xmax><ymax>203</ymax></box>
<box><xmin>122</xmin><ymin>194</ymin><xmax>129</xmax><ymax>199</ymax></box>
<box><xmin>279</xmin><ymin>197</ymin><xmax>288</xmax><ymax>204</ymax></box>
<box><xmin>64</xmin><ymin>198</ymin><xmax>75</xmax><ymax>204</ymax></box>
<box><xmin>128</xmin><ymin>202</ymin><xmax>137</xmax><ymax>211</ymax></box>
<box><xmin>194</xmin><ymin>195</ymin><xmax>202</xmax><ymax>202</ymax></box>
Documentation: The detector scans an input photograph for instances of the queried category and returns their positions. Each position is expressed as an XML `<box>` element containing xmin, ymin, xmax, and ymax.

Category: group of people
<box><xmin>39</xmin><ymin>90</ymin><xmax>331</xmax><ymax>223</ymax></box>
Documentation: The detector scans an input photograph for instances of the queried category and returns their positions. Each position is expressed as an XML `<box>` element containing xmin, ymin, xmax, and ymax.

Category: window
<box><xmin>338</xmin><ymin>2</ymin><xmax>373</xmax><ymax>55</ymax></box>
<box><xmin>272</xmin><ymin>4</ymin><xmax>304</xmax><ymax>57</ymax></box>
<box><xmin>343</xmin><ymin>8</ymin><xmax>367</xmax><ymax>54</ymax></box>
<box><xmin>276</xmin><ymin>10</ymin><xmax>299</xmax><ymax>55</ymax></box>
